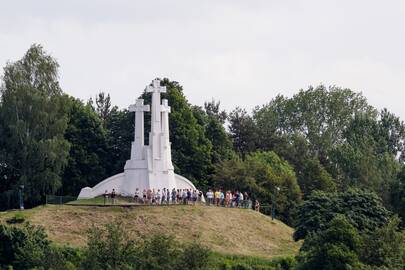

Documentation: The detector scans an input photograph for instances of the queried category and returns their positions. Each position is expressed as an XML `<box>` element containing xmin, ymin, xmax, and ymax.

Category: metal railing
<box><xmin>45</xmin><ymin>195</ymin><xmax>77</xmax><ymax>205</ymax></box>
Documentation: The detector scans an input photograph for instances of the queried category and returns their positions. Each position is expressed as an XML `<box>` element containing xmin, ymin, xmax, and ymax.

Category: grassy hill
<box><xmin>0</xmin><ymin>204</ymin><xmax>300</xmax><ymax>259</ymax></box>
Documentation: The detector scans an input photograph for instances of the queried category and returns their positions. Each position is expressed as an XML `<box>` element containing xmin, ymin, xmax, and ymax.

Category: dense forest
<box><xmin>1</xmin><ymin>45</ymin><xmax>404</xmax><ymax>269</ymax></box>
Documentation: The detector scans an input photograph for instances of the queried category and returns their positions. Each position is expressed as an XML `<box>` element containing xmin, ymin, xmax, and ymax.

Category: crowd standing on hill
<box><xmin>103</xmin><ymin>188</ymin><xmax>257</xmax><ymax>210</ymax></box>
<box><xmin>205</xmin><ymin>189</ymin><xmax>253</xmax><ymax>208</ymax></box>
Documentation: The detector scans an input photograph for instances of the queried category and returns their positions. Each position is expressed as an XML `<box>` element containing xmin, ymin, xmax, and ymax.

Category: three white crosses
<box><xmin>129</xmin><ymin>79</ymin><xmax>172</xmax><ymax>169</ymax></box>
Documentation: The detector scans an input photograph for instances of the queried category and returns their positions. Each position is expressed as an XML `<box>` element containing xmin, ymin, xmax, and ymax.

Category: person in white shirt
<box><xmin>156</xmin><ymin>189</ymin><xmax>161</xmax><ymax>205</ymax></box>
<box><xmin>206</xmin><ymin>189</ymin><xmax>214</xmax><ymax>206</ymax></box>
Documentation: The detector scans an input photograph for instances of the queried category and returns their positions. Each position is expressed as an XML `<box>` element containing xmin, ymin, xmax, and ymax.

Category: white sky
<box><xmin>1</xmin><ymin>0</ymin><xmax>405</xmax><ymax>119</ymax></box>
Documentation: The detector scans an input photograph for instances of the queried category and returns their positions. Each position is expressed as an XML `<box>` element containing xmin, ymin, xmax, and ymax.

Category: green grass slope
<box><xmin>0</xmin><ymin>205</ymin><xmax>300</xmax><ymax>259</ymax></box>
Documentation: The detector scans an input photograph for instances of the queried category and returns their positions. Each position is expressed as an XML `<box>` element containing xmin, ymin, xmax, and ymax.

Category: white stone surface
<box><xmin>78</xmin><ymin>79</ymin><xmax>198</xmax><ymax>199</ymax></box>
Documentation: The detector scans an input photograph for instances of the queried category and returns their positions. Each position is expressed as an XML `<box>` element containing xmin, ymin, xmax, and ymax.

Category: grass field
<box><xmin>66</xmin><ymin>196</ymin><xmax>134</xmax><ymax>205</ymax></box>
<box><xmin>0</xmin><ymin>204</ymin><xmax>301</xmax><ymax>259</ymax></box>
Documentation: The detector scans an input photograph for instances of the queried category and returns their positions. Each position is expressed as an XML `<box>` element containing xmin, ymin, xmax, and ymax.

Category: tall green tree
<box><xmin>0</xmin><ymin>44</ymin><xmax>70</xmax><ymax>207</ymax></box>
<box><xmin>214</xmin><ymin>151</ymin><xmax>301</xmax><ymax>224</ymax></box>
<box><xmin>297</xmin><ymin>215</ymin><xmax>405</xmax><ymax>270</ymax></box>
<box><xmin>298</xmin><ymin>158</ymin><xmax>336</xmax><ymax>196</ymax></box>
<box><xmin>391</xmin><ymin>166</ymin><xmax>405</xmax><ymax>226</ymax></box>
<box><xmin>105</xmin><ymin>107</ymin><xmax>134</xmax><ymax>176</ymax></box>
<box><xmin>62</xmin><ymin>96</ymin><xmax>109</xmax><ymax>195</ymax></box>
<box><xmin>95</xmin><ymin>92</ymin><xmax>113</xmax><ymax>127</ymax></box>
<box><xmin>296</xmin><ymin>215</ymin><xmax>363</xmax><ymax>270</ymax></box>
<box><xmin>360</xmin><ymin>216</ymin><xmax>405</xmax><ymax>269</ymax></box>
<box><xmin>331</xmin><ymin>113</ymin><xmax>401</xmax><ymax>202</ymax></box>
<box><xmin>228</xmin><ymin>107</ymin><xmax>258</xmax><ymax>157</ymax></box>
<box><xmin>192</xmin><ymin>100</ymin><xmax>234</xmax><ymax>164</ymax></box>
<box><xmin>254</xmin><ymin>86</ymin><xmax>375</xmax><ymax>164</ymax></box>
<box><xmin>294</xmin><ymin>189</ymin><xmax>391</xmax><ymax>241</ymax></box>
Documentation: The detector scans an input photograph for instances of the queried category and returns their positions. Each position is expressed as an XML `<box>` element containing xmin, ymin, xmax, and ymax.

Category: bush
<box><xmin>294</xmin><ymin>189</ymin><xmax>391</xmax><ymax>241</ymax></box>
<box><xmin>0</xmin><ymin>223</ymin><xmax>81</xmax><ymax>270</ymax></box>
<box><xmin>81</xmin><ymin>222</ymin><xmax>137</xmax><ymax>270</ymax></box>
<box><xmin>0</xmin><ymin>223</ymin><xmax>49</xmax><ymax>268</ymax></box>
<box><xmin>82</xmin><ymin>222</ymin><xmax>211</xmax><ymax>270</ymax></box>
<box><xmin>296</xmin><ymin>215</ymin><xmax>363</xmax><ymax>270</ymax></box>
<box><xmin>208</xmin><ymin>253</ymin><xmax>293</xmax><ymax>270</ymax></box>
<box><xmin>6</xmin><ymin>212</ymin><xmax>26</xmax><ymax>224</ymax></box>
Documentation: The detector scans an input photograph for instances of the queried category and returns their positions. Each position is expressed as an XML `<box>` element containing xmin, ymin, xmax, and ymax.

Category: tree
<box><xmin>82</xmin><ymin>222</ymin><xmax>138</xmax><ymax>270</ymax></box>
<box><xmin>62</xmin><ymin>96</ymin><xmax>109</xmax><ymax>195</ymax></box>
<box><xmin>192</xmin><ymin>102</ymin><xmax>234</xmax><ymax>165</ymax></box>
<box><xmin>213</xmin><ymin>151</ymin><xmax>301</xmax><ymax>224</ymax></box>
<box><xmin>391</xmin><ymin>166</ymin><xmax>405</xmax><ymax>227</ymax></box>
<box><xmin>294</xmin><ymin>189</ymin><xmax>391</xmax><ymax>241</ymax></box>
<box><xmin>297</xmin><ymin>215</ymin><xmax>405</xmax><ymax>270</ymax></box>
<box><xmin>95</xmin><ymin>92</ymin><xmax>113</xmax><ymax>127</ymax></box>
<box><xmin>82</xmin><ymin>222</ymin><xmax>210</xmax><ymax>270</ymax></box>
<box><xmin>204</xmin><ymin>99</ymin><xmax>227</xmax><ymax>124</ymax></box>
<box><xmin>105</xmin><ymin>108</ymin><xmax>134</xmax><ymax>176</ymax></box>
<box><xmin>0</xmin><ymin>223</ymin><xmax>79</xmax><ymax>269</ymax></box>
<box><xmin>296</xmin><ymin>215</ymin><xmax>363</xmax><ymax>270</ymax></box>
<box><xmin>331</xmin><ymin>113</ymin><xmax>400</xmax><ymax>202</ymax></box>
<box><xmin>298</xmin><ymin>158</ymin><xmax>336</xmax><ymax>197</ymax></box>
<box><xmin>0</xmin><ymin>44</ymin><xmax>70</xmax><ymax>207</ymax></box>
<box><xmin>228</xmin><ymin>107</ymin><xmax>258</xmax><ymax>157</ymax></box>
<box><xmin>254</xmin><ymin>86</ymin><xmax>375</xmax><ymax>164</ymax></box>
<box><xmin>360</xmin><ymin>216</ymin><xmax>405</xmax><ymax>269</ymax></box>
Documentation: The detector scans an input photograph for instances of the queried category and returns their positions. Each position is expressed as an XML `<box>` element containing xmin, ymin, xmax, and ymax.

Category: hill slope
<box><xmin>0</xmin><ymin>205</ymin><xmax>300</xmax><ymax>259</ymax></box>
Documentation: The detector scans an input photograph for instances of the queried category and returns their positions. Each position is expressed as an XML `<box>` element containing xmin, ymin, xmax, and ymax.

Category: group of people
<box><xmin>133</xmin><ymin>188</ymin><xmax>204</xmax><ymax>205</ymax></box>
<box><xmin>205</xmin><ymin>189</ymin><xmax>253</xmax><ymax>209</ymax></box>
<box><xmin>103</xmin><ymin>188</ymin><xmax>260</xmax><ymax>211</ymax></box>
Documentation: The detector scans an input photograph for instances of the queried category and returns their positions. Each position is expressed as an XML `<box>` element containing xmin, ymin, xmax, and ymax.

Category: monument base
<box><xmin>77</xmin><ymin>173</ymin><xmax>197</xmax><ymax>199</ymax></box>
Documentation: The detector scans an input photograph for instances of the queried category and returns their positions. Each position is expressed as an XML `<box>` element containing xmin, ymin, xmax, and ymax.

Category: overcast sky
<box><xmin>1</xmin><ymin>0</ymin><xmax>405</xmax><ymax>119</ymax></box>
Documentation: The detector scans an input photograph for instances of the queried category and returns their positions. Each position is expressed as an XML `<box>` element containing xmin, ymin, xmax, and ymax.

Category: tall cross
<box><xmin>161</xmin><ymin>99</ymin><xmax>171</xmax><ymax>138</ymax></box>
<box><xmin>129</xmin><ymin>99</ymin><xmax>150</xmax><ymax>160</ymax></box>
<box><xmin>146</xmin><ymin>79</ymin><xmax>166</xmax><ymax>127</ymax></box>
<box><xmin>146</xmin><ymin>79</ymin><xmax>166</xmax><ymax>160</ymax></box>
<box><xmin>161</xmin><ymin>99</ymin><xmax>172</xmax><ymax>171</ymax></box>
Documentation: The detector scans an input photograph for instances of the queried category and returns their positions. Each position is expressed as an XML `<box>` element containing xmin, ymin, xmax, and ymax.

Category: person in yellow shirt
<box><xmin>214</xmin><ymin>190</ymin><xmax>221</xmax><ymax>206</ymax></box>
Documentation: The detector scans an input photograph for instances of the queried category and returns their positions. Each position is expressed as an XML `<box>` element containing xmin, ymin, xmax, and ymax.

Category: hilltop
<box><xmin>0</xmin><ymin>204</ymin><xmax>300</xmax><ymax>259</ymax></box>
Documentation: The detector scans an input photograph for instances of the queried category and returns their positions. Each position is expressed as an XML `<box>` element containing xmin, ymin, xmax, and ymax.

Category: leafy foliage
<box><xmin>82</xmin><ymin>222</ymin><xmax>138</xmax><ymax>270</ymax></box>
<box><xmin>0</xmin><ymin>44</ymin><xmax>70</xmax><ymax>207</ymax></box>
<box><xmin>390</xmin><ymin>167</ymin><xmax>405</xmax><ymax>226</ymax></box>
<box><xmin>296</xmin><ymin>215</ymin><xmax>363</xmax><ymax>270</ymax></box>
<box><xmin>214</xmin><ymin>151</ymin><xmax>301</xmax><ymax>224</ymax></box>
<box><xmin>62</xmin><ymin>96</ymin><xmax>109</xmax><ymax>195</ymax></box>
<box><xmin>0</xmin><ymin>222</ymin><xmax>80</xmax><ymax>269</ymax></box>
<box><xmin>294</xmin><ymin>189</ymin><xmax>391</xmax><ymax>241</ymax></box>
<box><xmin>83</xmin><ymin>222</ymin><xmax>211</xmax><ymax>270</ymax></box>
<box><xmin>297</xmin><ymin>215</ymin><xmax>405</xmax><ymax>270</ymax></box>
<box><xmin>228</xmin><ymin>107</ymin><xmax>258</xmax><ymax>157</ymax></box>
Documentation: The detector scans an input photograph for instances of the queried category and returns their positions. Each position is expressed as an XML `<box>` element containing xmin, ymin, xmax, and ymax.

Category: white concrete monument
<box><xmin>78</xmin><ymin>79</ymin><xmax>197</xmax><ymax>199</ymax></box>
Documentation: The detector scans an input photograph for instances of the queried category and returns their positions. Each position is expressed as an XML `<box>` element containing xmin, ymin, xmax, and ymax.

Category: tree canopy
<box><xmin>0</xmin><ymin>44</ymin><xmax>70</xmax><ymax>207</ymax></box>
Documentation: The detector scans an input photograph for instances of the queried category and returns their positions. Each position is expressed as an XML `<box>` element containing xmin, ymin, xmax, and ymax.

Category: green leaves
<box><xmin>0</xmin><ymin>44</ymin><xmax>70</xmax><ymax>207</ymax></box>
<box><xmin>294</xmin><ymin>189</ymin><xmax>391</xmax><ymax>241</ymax></box>
<box><xmin>213</xmin><ymin>151</ymin><xmax>302</xmax><ymax>224</ymax></box>
<box><xmin>297</xmin><ymin>215</ymin><xmax>363</xmax><ymax>270</ymax></box>
<box><xmin>62</xmin><ymin>96</ymin><xmax>109</xmax><ymax>195</ymax></box>
<box><xmin>296</xmin><ymin>214</ymin><xmax>405</xmax><ymax>270</ymax></box>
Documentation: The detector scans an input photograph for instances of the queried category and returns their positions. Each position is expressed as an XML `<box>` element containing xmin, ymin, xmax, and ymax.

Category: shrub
<box><xmin>294</xmin><ymin>189</ymin><xmax>391</xmax><ymax>241</ymax></box>
<box><xmin>6</xmin><ymin>212</ymin><xmax>26</xmax><ymax>224</ymax></box>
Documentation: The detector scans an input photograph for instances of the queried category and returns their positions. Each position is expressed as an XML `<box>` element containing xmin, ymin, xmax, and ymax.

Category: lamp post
<box><xmin>19</xmin><ymin>185</ymin><xmax>24</xmax><ymax>210</ymax></box>
<box><xmin>271</xmin><ymin>186</ymin><xmax>280</xmax><ymax>220</ymax></box>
